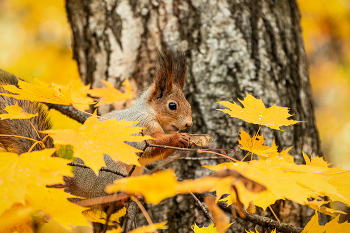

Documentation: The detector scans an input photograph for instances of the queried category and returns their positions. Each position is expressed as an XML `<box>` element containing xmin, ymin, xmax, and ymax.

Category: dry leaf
<box><xmin>188</xmin><ymin>134</ymin><xmax>214</xmax><ymax>147</ymax></box>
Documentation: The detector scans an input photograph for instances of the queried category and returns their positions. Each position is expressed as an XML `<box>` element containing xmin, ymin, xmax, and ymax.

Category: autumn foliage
<box><xmin>0</xmin><ymin>78</ymin><xmax>349</xmax><ymax>233</ymax></box>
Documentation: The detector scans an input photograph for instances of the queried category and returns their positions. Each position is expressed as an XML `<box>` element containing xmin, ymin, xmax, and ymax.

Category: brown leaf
<box><xmin>188</xmin><ymin>134</ymin><xmax>214</xmax><ymax>147</ymax></box>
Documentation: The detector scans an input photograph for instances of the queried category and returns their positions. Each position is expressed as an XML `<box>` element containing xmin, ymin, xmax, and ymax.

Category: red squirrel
<box><xmin>102</xmin><ymin>50</ymin><xmax>192</xmax><ymax>175</ymax></box>
<box><xmin>0</xmin><ymin>50</ymin><xmax>192</xmax><ymax>198</ymax></box>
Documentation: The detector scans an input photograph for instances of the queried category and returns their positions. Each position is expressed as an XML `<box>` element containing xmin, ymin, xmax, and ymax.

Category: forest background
<box><xmin>1</xmin><ymin>0</ymin><xmax>350</xmax><ymax>231</ymax></box>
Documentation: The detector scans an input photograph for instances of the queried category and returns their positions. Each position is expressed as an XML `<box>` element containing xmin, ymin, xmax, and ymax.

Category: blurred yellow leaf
<box><xmin>43</xmin><ymin>115</ymin><xmax>151</xmax><ymax>173</ymax></box>
<box><xmin>88</xmin><ymin>78</ymin><xmax>133</xmax><ymax>107</ymax></box>
<box><xmin>107</xmin><ymin>169</ymin><xmax>265</xmax><ymax>206</ymax></box>
<box><xmin>0</xmin><ymin>78</ymin><xmax>93</xmax><ymax>105</ymax></box>
<box><xmin>218</xmin><ymin>94</ymin><xmax>300</xmax><ymax>130</ymax></box>
<box><xmin>106</xmin><ymin>170</ymin><xmax>177</xmax><ymax>205</ymax></box>
<box><xmin>0</xmin><ymin>102</ymin><xmax>38</xmax><ymax>119</ymax></box>
<box><xmin>302</xmin><ymin>211</ymin><xmax>350</xmax><ymax>233</ymax></box>
<box><xmin>128</xmin><ymin>221</ymin><xmax>167</xmax><ymax>233</ymax></box>
<box><xmin>0</xmin><ymin>203</ymin><xmax>34</xmax><ymax>233</ymax></box>
<box><xmin>26</xmin><ymin>184</ymin><xmax>89</xmax><ymax>229</ymax></box>
<box><xmin>0</xmin><ymin>149</ymin><xmax>70</xmax><ymax>215</ymax></box>
<box><xmin>107</xmin><ymin>227</ymin><xmax>123</xmax><ymax>233</ymax></box>
<box><xmin>205</xmin><ymin>196</ymin><xmax>231</xmax><ymax>233</ymax></box>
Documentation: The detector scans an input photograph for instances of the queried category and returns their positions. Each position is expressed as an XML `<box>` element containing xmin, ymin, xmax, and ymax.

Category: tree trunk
<box><xmin>66</xmin><ymin>0</ymin><xmax>326</xmax><ymax>231</ymax></box>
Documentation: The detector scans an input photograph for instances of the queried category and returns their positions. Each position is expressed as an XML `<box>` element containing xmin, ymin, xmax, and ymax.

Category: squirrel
<box><xmin>0</xmin><ymin>69</ymin><xmax>54</xmax><ymax>153</ymax></box>
<box><xmin>0</xmin><ymin>50</ymin><xmax>192</xmax><ymax>200</ymax></box>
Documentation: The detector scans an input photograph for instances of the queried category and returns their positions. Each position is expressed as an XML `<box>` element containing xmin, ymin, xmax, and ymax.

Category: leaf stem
<box><xmin>131</xmin><ymin>196</ymin><xmax>157</xmax><ymax>233</ymax></box>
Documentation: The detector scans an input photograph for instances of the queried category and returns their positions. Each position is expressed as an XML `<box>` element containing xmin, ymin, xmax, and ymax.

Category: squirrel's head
<box><xmin>149</xmin><ymin>50</ymin><xmax>192</xmax><ymax>134</ymax></box>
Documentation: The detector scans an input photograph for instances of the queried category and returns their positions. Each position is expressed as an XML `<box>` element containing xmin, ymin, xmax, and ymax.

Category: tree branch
<box><xmin>46</xmin><ymin>103</ymin><xmax>89</xmax><ymax>124</ymax></box>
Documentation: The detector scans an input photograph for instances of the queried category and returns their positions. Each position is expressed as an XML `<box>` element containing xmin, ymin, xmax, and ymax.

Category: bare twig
<box><xmin>45</xmin><ymin>103</ymin><xmax>89</xmax><ymax>124</ymax></box>
<box><xmin>102</xmin><ymin>202</ymin><xmax>117</xmax><ymax>233</ymax></box>
<box><xmin>268</xmin><ymin>205</ymin><xmax>281</xmax><ymax>222</ymax></box>
<box><xmin>131</xmin><ymin>196</ymin><xmax>157</xmax><ymax>233</ymax></box>
<box><xmin>177</xmin><ymin>156</ymin><xmax>224</xmax><ymax>160</ymax></box>
<box><xmin>122</xmin><ymin>201</ymin><xmax>138</xmax><ymax>232</ymax></box>
<box><xmin>146</xmin><ymin>152</ymin><xmax>187</xmax><ymax>174</ymax></box>
<box><xmin>190</xmin><ymin>192</ymin><xmax>214</xmax><ymax>222</ymax></box>
<box><xmin>147</xmin><ymin>143</ymin><xmax>198</xmax><ymax>152</ymax></box>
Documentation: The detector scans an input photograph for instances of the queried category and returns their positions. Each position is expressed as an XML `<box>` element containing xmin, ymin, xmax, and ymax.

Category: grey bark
<box><xmin>65</xmin><ymin>0</ymin><xmax>326</xmax><ymax>232</ymax></box>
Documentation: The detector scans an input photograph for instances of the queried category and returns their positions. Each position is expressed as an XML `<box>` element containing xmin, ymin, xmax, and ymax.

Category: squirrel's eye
<box><xmin>168</xmin><ymin>102</ymin><xmax>177</xmax><ymax>110</ymax></box>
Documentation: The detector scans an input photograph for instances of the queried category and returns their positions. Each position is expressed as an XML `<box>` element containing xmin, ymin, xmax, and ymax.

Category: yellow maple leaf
<box><xmin>128</xmin><ymin>221</ymin><xmax>167</xmax><ymax>233</ymax></box>
<box><xmin>218</xmin><ymin>94</ymin><xmax>300</xmax><ymax>130</ymax></box>
<box><xmin>26</xmin><ymin>184</ymin><xmax>89</xmax><ymax>229</ymax></box>
<box><xmin>206</xmin><ymin>154</ymin><xmax>350</xmax><ymax>209</ymax></box>
<box><xmin>88</xmin><ymin>78</ymin><xmax>133</xmax><ymax>107</ymax></box>
<box><xmin>192</xmin><ymin>223</ymin><xmax>217</xmax><ymax>233</ymax></box>
<box><xmin>0</xmin><ymin>203</ymin><xmax>34</xmax><ymax>233</ymax></box>
<box><xmin>0</xmin><ymin>149</ymin><xmax>71</xmax><ymax>215</ymax></box>
<box><xmin>106</xmin><ymin>170</ymin><xmax>177</xmax><ymax>205</ymax></box>
<box><xmin>238</xmin><ymin>129</ymin><xmax>274</xmax><ymax>157</ymax></box>
<box><xmin>43</xmin><ymin>115</ymin><xmax>151</xmax><ymax>173</ymax></box>
<box><xmin>238</xmin><ymin>129</ymin><xmax>293</xmax><ymax>159</ymax></box>
<box><xmin>302</xmin><ymin>212</ymin><xmax>350</xmax><ymax>233</ymax></box>
<box><xmin>0</xmin><ymin>78</ymin><xmax>93</xmax><ymax>105</ymax></box>
<box><xmin>0</xmin><ymin>102</ymin><xmax>38</xmax><ymax>119</ymax></box>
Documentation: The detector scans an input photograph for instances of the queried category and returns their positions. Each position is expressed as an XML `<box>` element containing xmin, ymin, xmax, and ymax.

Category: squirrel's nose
<box><xmin>185</xmin><ymin>120</ymin><xmax>193</xmax><ymax>128</ymax></box>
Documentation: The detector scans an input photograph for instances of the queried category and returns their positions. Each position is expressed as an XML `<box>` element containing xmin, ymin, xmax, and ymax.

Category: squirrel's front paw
<box><xmin>173</xmin><ymin>133</ymin><xmax>190</xmax><ymax>148</ymax></box>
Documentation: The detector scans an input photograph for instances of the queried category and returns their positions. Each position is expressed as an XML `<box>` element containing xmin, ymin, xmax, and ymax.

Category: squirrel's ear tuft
<box><xmin>151</xmin><ymin>51</ymin><xmax>173</xmax><ymax>99</ymax></box>
<box><xmin>172</xmin><ymin>50</ymin><xmax>186</xmax><ymax>90</ymax></box>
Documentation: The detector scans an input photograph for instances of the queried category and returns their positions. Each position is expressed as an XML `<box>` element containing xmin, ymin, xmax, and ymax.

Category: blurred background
<box><xmin>0</xmin><ymin>0</ymin><xmax>350</xmax><ymax>228</ymax></box>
